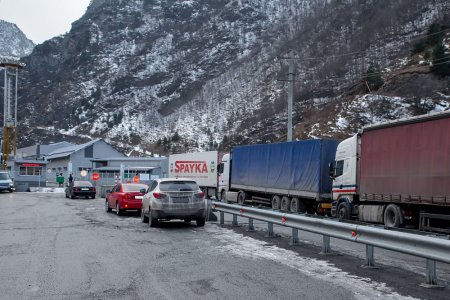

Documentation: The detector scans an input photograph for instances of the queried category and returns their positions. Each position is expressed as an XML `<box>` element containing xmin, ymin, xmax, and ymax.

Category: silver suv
<box><xmin>140</xmin><ymin>178</ymin><xmax>206</xmax><ymax>227</ymax></box>
<box><xmin>0</xmin><ymin>171</ymin><xmax>14</xmax><ymax>193</ymax></box>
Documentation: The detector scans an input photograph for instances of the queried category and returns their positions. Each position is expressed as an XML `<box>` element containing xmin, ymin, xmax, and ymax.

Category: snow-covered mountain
<box><xmin>15</xmin><ymin>0</ymin><xmax>450</xmax><ymax>154</ymax></box>
<box><xmin>0</xmin><ymin>20</ymin><xmax>34</xmax><ymax>57</ymax></box>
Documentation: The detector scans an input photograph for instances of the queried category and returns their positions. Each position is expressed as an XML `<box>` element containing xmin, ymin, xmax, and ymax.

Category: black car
<box><xmin>65</xmin><ymin>180</ymin><xmax>96</xmax><ymax>199</ymax></box>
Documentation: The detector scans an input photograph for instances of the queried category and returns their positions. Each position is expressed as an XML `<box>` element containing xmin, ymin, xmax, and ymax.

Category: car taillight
<box><xmin>123</xmin><ymin>193</ymin><xmax>130</xmax><ymax>200</ymax></box>
<box><xmin>196</xmin><ymin>191</ymin><xmax>205</xmax><ymax>199</ymax></box>
<box><xmin>73</xmin><ymin>188</ymin><xmax>78</xmax><ymax>191</ymax></box>
<box><xmin>153</xmin><ymin>192</ymin><xmax>167</xmax><ymax>199</ymax></box>
<box><xmin>92</xmin><ymin>187</ymin><xmax>96</xmax><ymax>192</ymax></box>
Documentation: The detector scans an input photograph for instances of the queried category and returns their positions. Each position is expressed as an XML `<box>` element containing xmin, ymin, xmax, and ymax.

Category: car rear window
<box><xmin>122</xmin><ymin>184</ymin><xmax>148</xmax><ymax>192</ymax></box>
<box><xmin>159</xmin><ymin>181</ymin><xmax>199</xmax><ymax>192</ymax></box>
<box><xmin>74</xmin><ymin>181</ymin><xmax>93</xmax><ymax>187</ymax></box>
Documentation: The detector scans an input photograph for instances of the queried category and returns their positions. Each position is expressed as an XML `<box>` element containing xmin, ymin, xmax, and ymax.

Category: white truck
<box><xmin>168</xmin><ymin>151</ymin><xmax>219</xmax><ymax>199</ymax></box>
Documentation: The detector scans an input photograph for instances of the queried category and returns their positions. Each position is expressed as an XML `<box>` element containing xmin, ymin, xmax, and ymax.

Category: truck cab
<box><xmin>217</xmin><ymin>153</ymin><xmax>230</xmax><ymax>201</ymax></box>
<box><xmin>330</xmin><ymin>134</ymin><xmax>359</xmax><ymax>218</ymax></box>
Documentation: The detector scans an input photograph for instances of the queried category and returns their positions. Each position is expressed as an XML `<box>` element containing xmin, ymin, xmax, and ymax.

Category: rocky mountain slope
<box><xmin>0</xmin><ymin>20</ymin><xmax>34</xmax><ymax>57</ymax></box>
<box><xmin>10</xmin><ymin>0</ymin><xmax>450</xmax><ymax>154</ymax></box>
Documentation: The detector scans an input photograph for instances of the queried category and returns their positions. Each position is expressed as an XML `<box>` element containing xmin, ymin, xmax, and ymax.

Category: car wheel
<box><xmin>105</xmin><ymin>200</ymin><xmax>112</xmax><ymax>213</ymax></box>
<box><xmin>141</xmin><ymin>208</ymin><xmax>149</xmax><ymax>223</ymax></box>
<box><xmin>116</xmin><ymin>202</ymin><xmax>122</xmax><ymax>216</ymax></box>
<box><xmin>196</xmin><ymin>217</ymin><xmax>206</xmax><ymax>227</ymax></box>
<box><xmin>65</xmin><ymin>192</ymin><xmax>69</xmax><ymax>199</ymax></box>
<box><xmin>70</xmin><ymin>193</ymin><xmax>75</xmax><ymax>199</ymax></box>
<box><xmin>184</xmin><ymin>218</ymin><xmax>192</xmax><ymax>223</ymax></box>
<box><xmin>9</xmin><ymin>189</ymin><xmax>13</xmax><ymax>193</ymax></box>
<box><xmin>92</xmin><ymin>195</ymin><xmax>96</xmax><ymax>199</ymax></box>
<box><xmin>149</xmin><ymin>208</ymin><xmax>158</xmax><ymax>227</ymax></box>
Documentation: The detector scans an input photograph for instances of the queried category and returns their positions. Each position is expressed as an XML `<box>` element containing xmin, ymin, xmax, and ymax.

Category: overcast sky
<box><xmin>0</xmin><ymin>0</ymin><xmax>91</xmax><ymax>44</ymax></box>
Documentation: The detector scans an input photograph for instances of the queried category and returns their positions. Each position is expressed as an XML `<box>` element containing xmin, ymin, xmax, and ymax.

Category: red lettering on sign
<box><xmin>173</xmin><ymin>161</ymin><xmax>208</xmax><ymax>174</ymax></box>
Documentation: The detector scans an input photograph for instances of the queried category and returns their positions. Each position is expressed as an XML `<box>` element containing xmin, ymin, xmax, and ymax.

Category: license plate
<box><xmin>135</xmin><ymin>196</ymin><xmax>143</xmax><ymax>199</ymax></box>
<box><xmin>81</xmin><ymin>188</ymin><xmax>89</xmax><ymax>191</ymax></box>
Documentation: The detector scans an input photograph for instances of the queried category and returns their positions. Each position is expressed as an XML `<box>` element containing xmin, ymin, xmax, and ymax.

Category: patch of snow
<box><xmin>208</xmin><ymin>226</ymin><xmax>418</xmax><ymax>300</ymax></box>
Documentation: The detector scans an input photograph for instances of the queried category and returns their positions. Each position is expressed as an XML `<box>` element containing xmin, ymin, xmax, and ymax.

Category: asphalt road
<box><xmin>0</xmin><ymin>192</ymin><xmax>448</xmax><ymax>300</ymax></box>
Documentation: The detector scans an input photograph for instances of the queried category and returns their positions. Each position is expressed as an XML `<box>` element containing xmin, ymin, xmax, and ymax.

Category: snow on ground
<box><xmin>29</xmin><ymin>187</ymin><xmax>65</xmax><ymax>193</ymax></box>
<box><xmin>208</xmin><ymin>226</ymin><xmax>418</xmax><ymax>300</ymax></box>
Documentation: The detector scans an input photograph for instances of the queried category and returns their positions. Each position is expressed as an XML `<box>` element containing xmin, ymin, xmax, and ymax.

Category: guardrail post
<box><xmin>265</xmin><ymin>222</ymin><xmax>275</xmax><ymax>238</ymax></box>
<box><xmin>290</xmin><ymin>228</ymin><xmax>299</xmax><ymax>245</ymax></box>
<box><xmin>321</xmin><ymin>235</ymin><xmax>331</xmax><ymax>254</ymax></box>
<box><xmin>425</xmin><ymin>258</ymin><xmax>438</xmax><ymax>287</ymax></box>
<box><xmin>365</xmin><ymin>245</ymin><xmax>375</xmax><ymax>267</ymax></box>
<box><xmin>220</xmin><ymin>211</ymin><xmax>224</xmax><ymax>225</ymax></box>
<box><xmin>247</xmin><ymin>218</ymin><xmax>255</xmax><ymax>231</ymax></box>
<box><xmin>232</xmin><ymin>214</ymin><xmax>238</xmax><ymax>226</ymax></box>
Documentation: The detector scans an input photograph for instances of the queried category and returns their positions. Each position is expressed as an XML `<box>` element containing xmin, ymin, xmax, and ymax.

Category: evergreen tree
<box><xmin>426</xmin><ymin>23</ymin><xmax>444</xmax><ymax>46</ymax></box>
<box><xmin>364</xmin><ymin>63</ymin><xmax>384</xmax><ymax>92</ymax></box>
<box><xmin>431</xmin><ymin>42</ymin><xmax>450</xmax><ymax>77</ymax></box>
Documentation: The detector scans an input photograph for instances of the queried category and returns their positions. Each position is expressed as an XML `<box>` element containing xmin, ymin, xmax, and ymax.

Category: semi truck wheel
<box><xmin>271</xmin><ymin>195</ymin><xmax>281</xmax><ymax>210</ymax></box>
<box><xmin>280</xmin><ymin>196</ymin><xmax>291</xmax><ymax>211</ymax></box>
<box><xmin>290</xmin><ymin>198</ymin><xmax>306</xmax><ymax>213</ymax></box>
<box><xmin>221</xmin><ymin>190</ymin><xmax>227</xmax><ymax>202</ymax></box>
<box><xmin>237</xmin><ymin>191</ymin><xmax>246</xmax><ymax>205</ymax></box>
<box><xmin>337</xmin><ymin>202</ymin><xmax>351</xmax><ymax>220</ymax></box>
<box><xmin>384</xmin><ymin>204</ymin><xmax>404</xmax><ymax>228</ymax></box>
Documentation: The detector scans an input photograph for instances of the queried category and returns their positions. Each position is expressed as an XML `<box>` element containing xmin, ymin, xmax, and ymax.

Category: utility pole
<box><xmin>0</xmin><ymin>57</ymin><xmax>25</xmax><ymax>170</ymax></box>
<box><xmin>287</xmin><ymin>50</ymin><xmax>294</xmax><ymax>142</ymax></box>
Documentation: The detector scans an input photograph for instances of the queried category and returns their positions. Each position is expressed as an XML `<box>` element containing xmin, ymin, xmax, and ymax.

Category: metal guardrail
<box><xmin>211</xmin><ymin>201</ymin><xmax>450</xmax><ymax>288</ymax></box>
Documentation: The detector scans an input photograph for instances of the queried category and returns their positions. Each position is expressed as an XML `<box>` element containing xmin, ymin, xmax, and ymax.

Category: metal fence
<box><xmin>211</xmin><ymin>201</ymin><xmax>450</xmax><ymax>288</ymax></box>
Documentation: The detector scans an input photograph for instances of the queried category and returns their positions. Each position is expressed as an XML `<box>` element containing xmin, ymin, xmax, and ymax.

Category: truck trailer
<box><xmin>218</xmin><ymin>139</ymin><xmax>340</xmax><ymax>214</ymax></box>
<box><xmin>168</xmin><ymin>151</ymin><xmax>219</xmax><ymax>199</ymax></box>
<box><xmin>330</xmin><ymin>110</ymin><xmax>450</xmax><ymax>233</ymax></box>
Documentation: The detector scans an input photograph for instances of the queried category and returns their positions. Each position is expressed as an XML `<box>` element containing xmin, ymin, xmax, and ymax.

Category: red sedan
<box><xmin>105</xmin><ymin>183</ymin><xmax>148</xmax><ymax>216</ymax></box>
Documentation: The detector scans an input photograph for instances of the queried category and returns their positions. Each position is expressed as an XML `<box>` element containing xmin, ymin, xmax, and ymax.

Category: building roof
<box><xmin>46</xmin><ymin>139</ymin><xmax>102</xmax><ymax>160</ymax></box>
<box><xmin>17</xmin><ymin>141</ymin><xmax>74</xmax><ymax>158</ymax></box>
<box><xmin>91</xmin><ymin>157</ymin><xmax>167</xmax><ymax>162</ymax></box>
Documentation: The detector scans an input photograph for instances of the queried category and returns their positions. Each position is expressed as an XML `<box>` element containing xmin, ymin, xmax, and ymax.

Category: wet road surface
<box><xmin>0</xmin><ymin>192</ymin><xmax>448</xmax><ymax>299</ymax></box>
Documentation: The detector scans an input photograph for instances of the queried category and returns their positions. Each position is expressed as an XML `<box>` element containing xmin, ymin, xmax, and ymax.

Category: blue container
<box><xmin>230</xmin><ymin>139</ymin><xmax>339</xmax><ymax>198</ymax></box>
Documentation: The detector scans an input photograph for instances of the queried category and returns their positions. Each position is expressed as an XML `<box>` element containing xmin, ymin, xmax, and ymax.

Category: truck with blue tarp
<box><xmin>217</xmin><ymin>139</ymin><xmax>340</xmax><ymax>214</ymax></box>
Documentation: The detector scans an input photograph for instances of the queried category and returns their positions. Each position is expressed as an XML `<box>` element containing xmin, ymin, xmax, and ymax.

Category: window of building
<box><xmin>19</xmin><ymin>166</ymin><xmax>42</xmax><ymax>176</ymax></box>
<box><xmin>85</xmin><ymin>145</ymin><xmax>93</xmax><ymax>158</ymax></box>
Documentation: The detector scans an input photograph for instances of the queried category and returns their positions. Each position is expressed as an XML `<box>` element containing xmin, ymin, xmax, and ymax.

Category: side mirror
<box><xmin>140</xmin><ymin>188</ymin><xmax>147</xmax><ymax>194</ymax></box>
<box><xmin>328</xmin><ymin>163</ymin><xmax>335</xmax><ymax>179</ymax></box>
<box><xmin>106</xmin><ymin>189</ymin><xmax>111</xmax><ymax>194</ymax></box>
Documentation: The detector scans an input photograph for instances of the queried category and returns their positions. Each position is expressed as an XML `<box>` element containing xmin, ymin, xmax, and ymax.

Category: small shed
<box><xmin>10</xmin><ymin>159</ymin><xmax>48</xmax><ymax>192</ymax></box>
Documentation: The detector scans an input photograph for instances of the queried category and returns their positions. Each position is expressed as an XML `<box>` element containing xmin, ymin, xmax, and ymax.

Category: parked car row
<box><xmin>104</xmin><ymin>178</ymin><xmax>206</xmax><ymax>227</ymax></box>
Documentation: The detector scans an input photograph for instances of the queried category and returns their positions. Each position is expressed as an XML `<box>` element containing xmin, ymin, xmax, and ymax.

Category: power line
<box><xmin>278</xmin><ymin>29</ymin><xmax>450</xmax><ymax>62</ymax></box>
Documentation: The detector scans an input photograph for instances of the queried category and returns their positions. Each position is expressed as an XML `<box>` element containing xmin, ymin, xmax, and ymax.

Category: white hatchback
<box><xmin>140</xmin><ymin>178</ymin><xmax>206</xmax><ymax>227</ymax></box>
